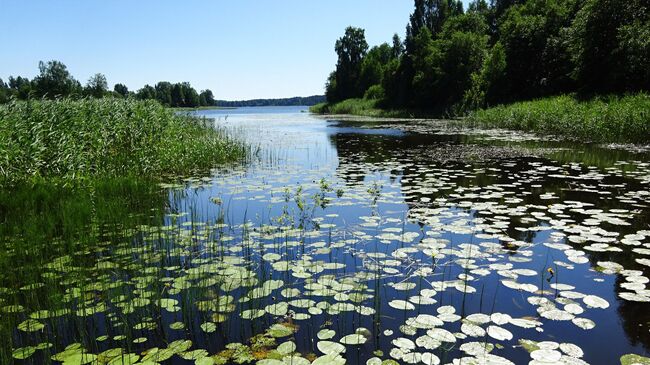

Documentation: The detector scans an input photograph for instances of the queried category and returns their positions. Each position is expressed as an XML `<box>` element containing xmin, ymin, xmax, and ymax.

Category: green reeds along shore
<box><xmin>466</xmin><ymin>93</ymin><xmax>650</xmax><ymax>143</ymax></box>
<box><xmin>312</xmin><ymin>93</ymin><xmax>650</xmax><ymax>144</ymax></box>
<box><xmin>0</xmin><ymin>98</ymin><xmax>248</xmax><ymax>186</ymax></box>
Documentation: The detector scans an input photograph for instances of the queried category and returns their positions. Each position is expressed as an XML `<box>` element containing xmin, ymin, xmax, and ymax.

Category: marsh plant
<box><xmin>0</xmin><ymin>98</ymin><xmax>248</xmax><ymax>186</ymax></box>
<box><xmin>3</xmin><ymin>106</ymin><xmax>650</xmax><ymax>365</ymax></box>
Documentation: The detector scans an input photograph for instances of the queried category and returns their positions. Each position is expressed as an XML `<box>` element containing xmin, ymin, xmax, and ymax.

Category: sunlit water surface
<box><xmin>3</xmin><ymin>106</ymin><xmax>650</xmax><ymax>365</ymax></box>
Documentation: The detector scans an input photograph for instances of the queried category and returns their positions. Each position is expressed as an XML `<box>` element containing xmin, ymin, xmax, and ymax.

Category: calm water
<box><xmin>3</xmin><ymin>106</ymin><xmax>650</xmax><ymax>365</ymax></box>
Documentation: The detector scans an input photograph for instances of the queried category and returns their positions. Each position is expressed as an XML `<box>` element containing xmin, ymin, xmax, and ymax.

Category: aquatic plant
<box><xmin>0</xmin><ymin>98</ymin><xmax>248</xmax><ymax>186</ymax></box>
<box><xmin>467</xmin><ymin>93</ymin><xmax>650</xmax><ymax>143</ymax></box>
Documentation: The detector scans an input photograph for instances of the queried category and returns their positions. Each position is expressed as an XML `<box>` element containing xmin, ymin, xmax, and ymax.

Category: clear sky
<box><xmin>1</xmin><ymin>1</ymin><xmax>470</xmax><ymax>100</ymax></box>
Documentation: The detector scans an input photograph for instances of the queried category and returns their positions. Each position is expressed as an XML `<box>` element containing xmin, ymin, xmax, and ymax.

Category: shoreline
<box><xmin>311</xmin><ymin>94</ymin><xmax>650</xmax><ymax>144</ymax></box>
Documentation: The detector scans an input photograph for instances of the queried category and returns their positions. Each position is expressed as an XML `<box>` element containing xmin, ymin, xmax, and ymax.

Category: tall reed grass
<box><xmin>0</xmin><ymin>98</ymin><xmax>248</xmax><ymax>185</ymax></box>
<box><xmin>467</xmin><ymin>93</ymin><xmax>650</xmax><ymax>143</ymax></box>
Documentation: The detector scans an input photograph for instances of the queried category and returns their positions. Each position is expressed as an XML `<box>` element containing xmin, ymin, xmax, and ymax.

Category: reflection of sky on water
<box><xmin>175</xmin><ymin>107</ymin><xmax>650</xmax><ymax>364</ymax></box>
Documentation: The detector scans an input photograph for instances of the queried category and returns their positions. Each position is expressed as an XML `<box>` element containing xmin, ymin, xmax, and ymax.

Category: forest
<box><xmin>215</xmin><ymin>95</ymin><xmax>325</xmax><ymax>107</ymax></box>
<box><xmin>321</xmin><ymin>0</ymin><xmax>649</xmax><ymax>113</ymax></box>
<box><xmin>0</xmin><ymin>60</ymin><xmax>217</xmax><ymax>108</ymax></box>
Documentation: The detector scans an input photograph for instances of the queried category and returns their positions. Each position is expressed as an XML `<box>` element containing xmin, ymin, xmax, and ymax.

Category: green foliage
<box><xmin>143</xmin><ymin>81</ymin><xmax>206</xmax><ymax>108</ymax></box>
<box><xmin>310</xmin><ymin>98</ymin><xmax>440</xmax><ymax>118</ymax></box>
<box><xmin>327</xmin><ymin>26</ymin><xmax>369</xmax><ymax>102</ymax></box>
<box><xmin>0</xmin><ymin>98</ymin><xmax>247</xmax><ymax>185</ymax></box>
<box><xmin>0</xmin><ymin>61</ymin><xmax>214</xmax><ymax>108</ymax></box>
<box><xmin>309</xmin><ymin>99</ymin><xmax>381</xmax><ymax>116</ymax></box>
<box><xmin>215</xmin><ymin>95</ymin><xmax>325</xmax><ymax>107</ymax></box>
<box><xmin>462</xmin><ymin>42</ymin><xmax>507</xmax><ymax>110</ymax></box>
<box><xmin>8</xmin><ymin>76</ymin><xmax>33</xmax><ymax>100</ymax></box>
<box><xmin>32</xmin><ymin>60</ymin><xmax>82</xmax><ymax>99</ymax></box>
<box><xmin>364</xmin><ymin>85</ymin><xmax>385</xmax><ymax>100</ymax></box>
<box><xmin>467</xmin><ymin>93</ymin><xmax>650</xmax><ymax>143</ymax></box>
<box><xmin>321</xmin><ymin>0</ymin><xmax>648</xmax><ymax>114</ymax></box>
<box><xmin>0</xmin><ymin>79</ymin><xmax>8</xmax><ymax>104</ymax></box>
<box><xmin>84</xmin><ymin>73</ymin><xmax>108</xmax><ymax>98</ymax></box>
<box><xmin>358</xmin><ymin>43</ymin><xmax>392</xmax><ymax>95</ymax></box>
<box><xmin>113</xmin><ymin>83</ymin><xmax>129</xmax><ymax>98</ymax></box>
<box><xmin>199</xmin><ymin>89</ymin><xmax>215</xmax><ymax>106</ymax></box>
<box><xmin>570</xmin><ymin>0</ymin><xmax>649</xmax><ymax>92</ymax></box>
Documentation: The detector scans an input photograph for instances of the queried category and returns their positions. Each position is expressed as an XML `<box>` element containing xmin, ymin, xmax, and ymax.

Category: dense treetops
<box><xmin>0</xmin><ymin>60</ymin><xmax>216</xmax><ymax>108</ymax></box>
<box><xmin>0</xmin><ymin>61</ymin><xmax>325</xmax><ymax>108</ymax></box>
<box><xmin>324</xmin><ymin>0</ymin><xmax>650</xmax><ymax>112</ymax></box>
<box><xmin>215</xmin><ymin>95</ymin><xmax>325</xmax><ymax>107</ymax></box>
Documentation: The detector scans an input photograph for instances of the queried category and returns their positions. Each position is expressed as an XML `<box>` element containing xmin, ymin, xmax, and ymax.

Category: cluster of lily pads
<box><xmin>3</xmin><ymin>114</ymin><xmax>650</xmax><ymax>365</ymax></box>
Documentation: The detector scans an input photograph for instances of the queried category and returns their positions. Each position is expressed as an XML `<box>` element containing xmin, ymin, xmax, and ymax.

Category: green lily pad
<box><xmin>621</xmin><ymin>354</ymin><xmax>650</xmax><ymax>365</ymax></box>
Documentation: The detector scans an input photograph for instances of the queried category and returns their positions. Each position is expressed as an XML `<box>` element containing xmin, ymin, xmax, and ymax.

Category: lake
<box><xmin>3</xmin><ymin>106</ymin><xmax>650</xmax><ymax>365</ymax></box>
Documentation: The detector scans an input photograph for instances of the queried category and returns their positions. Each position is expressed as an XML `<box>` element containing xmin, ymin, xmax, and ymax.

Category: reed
<box><xmin>0</xmin><ymin>98</ymin><xmax>249</xmax><ymax>186</ymax></box>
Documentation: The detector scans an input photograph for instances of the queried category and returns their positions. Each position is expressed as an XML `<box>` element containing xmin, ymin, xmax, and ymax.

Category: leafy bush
<box><xmin>364</xmin><ymin>85</ymin><xmax>385</xmax><ymax>100</ymax></box>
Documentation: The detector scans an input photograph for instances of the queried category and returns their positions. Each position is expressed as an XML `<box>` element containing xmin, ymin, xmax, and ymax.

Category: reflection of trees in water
<box><xmin>331</xmin><ymin>128</ymin><xmax>650</xmax><ymax>351</ymax></box>
<box><xmin>617</xmin><ymin>275</ymin><xmax>650</xmax><ymax>352</ymax></box>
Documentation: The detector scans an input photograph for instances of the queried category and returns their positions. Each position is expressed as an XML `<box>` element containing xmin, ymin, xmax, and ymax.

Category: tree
<box><xmin>325</xmin><ymin>72</ymin><xmax>338</xmax><ymax>103</ymax></box>
<box><xmin>497</xmin><ymin>0</ymin><xmax>578</xmax><ymax>99</ymax></box>
<box><xmin>85</xmin><ymin>73</ymin><xmax>108</xmax><ymax>98</ymax></box>
<box><xmin>391</xmin><ymin>34</ymin><xmax>404</xmax><ymax>59</ymax></box>
<box><xmin>617</xmin><ymin>20</ymin><xmax>650</xmax><ymax>90</ymax></box>
<box><xmin>462</xmin><ymin>41</ymin><xmax>507</xmax><ymax>109</ymax></box>
<box><xmin>114</xmin><ymin>83</ymin><xmax>129</xmax><ymax>98</ymax></box>
<box><xmin>328</xmin><ymin>26</ymin><xmax>369</xmax><ymax>102</ymax></box>
<box><xmin>170</xmin><ymin>83</ymin><xmax>185</xmax><ymax>107</ymax></box>
<box><xmin>199</xmin><ymin>89</ymin><xmax>215</xmax><ymax>106</ymax></box>
<box><xmin>0</xmin><ymin>78</ymin><xmax>9</xmax><ymax>103</ymax></box>
<box><xmin>8</xmin><ymin>76</ymin><xmax>32</xmax><ymax>100</ymax></box>
<box><xmin>181</xmin><ymin>83</ymin><xmax>199</xmax><ymax>107</ymax></box>
<box><xmin>155</xmin><ymin>82</ymin><xmax>173</xmax><ymax>106</ymax></box>
<box><xmin>406</xmin><ymin>0</ymin><xmax>463</xmax><ymax>50</ymax></box>
<box><xmin>570</xmin><ymin>0</ymin><xmax>649</xmax><ymax>92</ymax></box>
<box><xmin>439</xmin><ymin>30</ymin><xmax>489</xmax><ymax>105</ymax></box>
<box><xmin>358</xmin><ymin>43</ymin><xmax>392</xmax><ymax>96</ymax></box>
<box><xmin>33</xmin><ymin>60</ymin><xmax>81</xmax><ymax>98</ymax></box>
<box><xmin>136</xmin><ymin>84</ymin><xmax>156</xmax><ymax>100</ymax></box>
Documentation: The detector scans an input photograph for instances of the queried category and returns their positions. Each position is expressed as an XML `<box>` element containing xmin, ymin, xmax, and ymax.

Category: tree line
<box><xmin>0</xmin><ymin>60</ymin><xmax>216</xmax><ymax>108</ymax></box>
<box><xmin>215</xmin><ymin>95</ymin><xmax>325</xmax><ymax>107</ymax></box>
<box><xmin>325</xmin><ymin>0</ymin><xmax>649</xmax><ymax>111</ymax></box>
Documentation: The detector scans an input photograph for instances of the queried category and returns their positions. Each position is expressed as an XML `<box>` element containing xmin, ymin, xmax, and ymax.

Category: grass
<box><xmin>310</xmin><ymin>99</ymin><xmax>444</xmax><ymax>119</ymax></box>
<box><xmin>466</xmin><ymin>93</ymin><xmax>650</xmax><ymax>143</ymax></box>
<box><xmin>171</xmin><ymin>106</ymin><xmax>235</xmax><ymax>111</ymax></box>
<box><xmin>313</xmin><ymin>93</ymin><xmax>650</xmax><ymax>143</ymax></box>
<box><xmin>0</xmin><ymin>98</ymin><xmax>248</xmax><ymax>186</ymax></box>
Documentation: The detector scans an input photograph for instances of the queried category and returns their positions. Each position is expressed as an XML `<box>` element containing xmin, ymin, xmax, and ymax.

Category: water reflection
<box><xmin>1</xmin><ymin>107</ymin><xmax>649</xmax><ymax>365</ymax></box>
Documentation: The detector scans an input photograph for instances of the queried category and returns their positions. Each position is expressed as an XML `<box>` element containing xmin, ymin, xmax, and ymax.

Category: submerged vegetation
<box><xmin>467</xmin><ymin>94</ymin><xmax>650</xmax><ymax>143</ymax></box>
<box><xmin>0</xmin><ymin>98</ymin><xmax>247</xmax><ymax>185</ymax></box>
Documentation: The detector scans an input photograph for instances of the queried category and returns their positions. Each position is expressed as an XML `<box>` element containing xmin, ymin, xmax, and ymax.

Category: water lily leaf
<box><xmin>200</xmin><ymin>322</ymin><xmax>217</xmax><ymax>333</ymax></box>
<box><xmin>317</xmin><ymin>329</ymin><xmax>336</xmax><ymax>340</ymax></box>
<box><xmin>12</xmin><ymin>347</ymin><xmax>36</xmax><ymax>360</ymax></box>
<box><xmin>388</xmin><ymin>300</ymin><xmax>415</xmax><ymax>310</ymax></box>
<box><xmin>340</xmin><ymin>334</ymin><xmax>367</xmax><ymax>345</ymax></box>
<box><xmin>312</xmin><ymin>354</ymin><xmax>346</xmax><ymax>365</ymax></box>
<box><xmin>277</xmin><ymin>341</ymin><xmax>296</xmax><ymax>355</ymax></box>
<box><xmin>486</xmin><ymin>325</ymin><xmax>513</xmax><ymax>341</ymax></box>
<box><xmin>621</xmin><ymin>354</ymin><xmax>650</xmax><ymax>365</ymax></box>
<box><xmin>18</xmin><ymin>319</ymin><xmax>45</xmax><ymax>332</ymax></box>
<box><xmin>317</xmin><ymin>341</ymin><xmax>346</xmax><ymax>355</ymax></box>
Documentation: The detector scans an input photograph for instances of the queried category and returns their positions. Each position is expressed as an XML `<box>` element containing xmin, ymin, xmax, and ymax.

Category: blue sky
<box><xmin>1</xmin><ymin>1</ymin><xmax>470</xmax><ymax>100</ymax></box>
